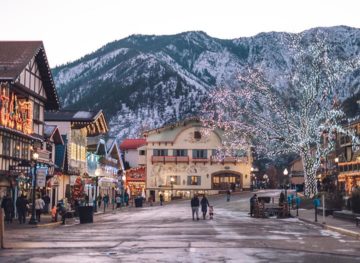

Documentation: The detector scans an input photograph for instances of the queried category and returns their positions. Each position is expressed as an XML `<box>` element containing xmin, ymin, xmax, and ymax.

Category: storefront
<box><xmin>126</xmin><ymin>167</ymin><xmax>146</xmax><ymax>198</ymax></box>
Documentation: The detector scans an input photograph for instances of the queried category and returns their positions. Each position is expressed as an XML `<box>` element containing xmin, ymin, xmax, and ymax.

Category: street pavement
<box><xmin>1</xmin><ymin>190</ymin><xmax>360</xmax><ymax>263</ymax></box>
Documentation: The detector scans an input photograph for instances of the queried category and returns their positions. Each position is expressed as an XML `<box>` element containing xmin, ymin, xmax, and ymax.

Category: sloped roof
<box><xmin>44</xmin><ymin>125</ymin><xmax>64</xmax><ymax>145</ymax></box>
<box><xmin>0</xmin><ymin>41</ymin><xmax>60</xmax><ymax>110</ymax></box>
<box><xmin>45</xmin><ymin>110</ymin><xmax>100</xmax><ymax>122</ymax></box>
<box><xmin>120</xmin><ymin>139</ymin><xmax>146</xmax><ymax>150</ymax></box>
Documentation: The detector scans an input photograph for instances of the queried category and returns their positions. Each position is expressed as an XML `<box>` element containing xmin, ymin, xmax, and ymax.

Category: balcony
<box><xmin>151</xmin><ymin>156</ymin><xmax>189</xmax><ymax>164</ymax></box>
<box><xmin>192</xmin><ymin>158</ymin><xmax>209</xmax><ymax>164</ymax></box>
<box><xmin>338</xmin><ymin>161</ymin><xmax>360</xmax><ymax>173</ymax></box>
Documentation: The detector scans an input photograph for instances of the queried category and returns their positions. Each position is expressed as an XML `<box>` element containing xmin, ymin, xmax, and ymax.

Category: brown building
<box><xmin>0</xmin><ymin>41</ymin><xmax>60</xmax><ymax>202</ymax></box>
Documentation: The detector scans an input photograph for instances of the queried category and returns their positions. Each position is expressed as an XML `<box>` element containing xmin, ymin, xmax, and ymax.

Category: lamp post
<box><xmin>251</xmin><ymin>167</ymin><xmax>256</xmax><ymax>190</ymax></box>
<box><xmin>283</xmin><ymin>168</ymin><xmax>289</xmax><ymax>216</ymax></box>
<box><xmin>94</xmin><ymin>169</ymin><xmax>100</xmax><ymax>212</ymax></box>
<box><xmin>122</xmin><ymin>174</ymin><xmax>126</xmax><ymax>207</ymax></box>
<box><xmin>263</xmin><ymin>174</ymin><xmax>269</xmax><ymax>189</ymax></box>
<box><xmin>29</xmin><ymin>152</ymin><xmax>39</xmax><ymax>225</ymax></box>
<box><xmin>334</xmin><ymin>157</ymin><xmax>339</xmax><ymax>193</ymax></box>
<box><xmin>170</xmin><ymin>177</ymin><xmax>175</xmax><ymax>200</ymax></box>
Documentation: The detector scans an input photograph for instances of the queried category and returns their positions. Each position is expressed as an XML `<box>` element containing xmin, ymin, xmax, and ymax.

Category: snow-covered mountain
<box><xmin>52</xmin><ymin>26</ymin><xmax>360</xmax><ymax>138</ymax></box>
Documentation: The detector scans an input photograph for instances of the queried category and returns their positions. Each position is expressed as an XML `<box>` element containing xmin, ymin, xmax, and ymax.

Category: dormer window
<box><xmin>194</xmin><ymin>131</ymin><xmax>201</xmax><ymax>140</ymax></box>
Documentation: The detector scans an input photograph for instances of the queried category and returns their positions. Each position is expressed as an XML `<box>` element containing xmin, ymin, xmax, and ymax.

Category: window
<box><xmin>139</xmin><ymin>150</ymin><xmax>146</xmax><ymax>156</ymax></box>
<box><xmin>187</xmin><ymin>176</ymin><xmax>201</xmax><ymax>186</ymax></box>
<box><xmin>2</xmin><ymin>137</ymin><xmax>11</xmax><ymax>156</ymax></box>
<box><xmin>173</xmin><ymin>149</ymin><xmax>187</xmax><ymax>156</ymax></box>
<box><xmin>194</xmin><ymin>131</ymin><xmax>201</xmax><ymax>140</ymax></box>
<box><xmin>21</xmin><ymin>142</ymin><xmax>29</xmax><ymax>159</ymax></box>
<box><xmin>153</xmin><ymin>149</ymin><xmax>168</xmax><ymax>156</ymax></box>
<box><xmin>33</xmin><ymin>103</ymin><xmax>40</xmax><ymax>121</ymax></box>
<box><xmin>192</xmin><ymin>149</ymin><xmax>207</xmax><ymax>159</ymax></box>
<box><xmin>13</xmin><ymin>141</ymin><xmax>21</xmax><ymax>158</ymax></box>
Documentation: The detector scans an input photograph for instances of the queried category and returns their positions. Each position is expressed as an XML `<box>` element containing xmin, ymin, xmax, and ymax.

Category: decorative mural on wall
<box><xmin>0</xmin><ymin>83</ymin><xmax>32</xmax><ymax>134</ymax></box>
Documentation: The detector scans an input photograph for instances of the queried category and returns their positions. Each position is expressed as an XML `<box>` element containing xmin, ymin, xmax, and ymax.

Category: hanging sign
<box><xmin>36</xmin><ymin>168</ymin><xmax>47</xmax><ymax>188</ymax></box>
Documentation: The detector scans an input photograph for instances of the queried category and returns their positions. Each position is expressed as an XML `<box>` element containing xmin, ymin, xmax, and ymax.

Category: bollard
<box><xmin>0</xmin><ymin>208</ymin><xmax>4</xmax><ymax>248</ymax></box>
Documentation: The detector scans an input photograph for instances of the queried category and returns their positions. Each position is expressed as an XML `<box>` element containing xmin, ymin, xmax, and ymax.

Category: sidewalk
<box><xmin>295</xmin><ymin>208</ymin><xmax>360</xmax><ymax>239</ymax></box>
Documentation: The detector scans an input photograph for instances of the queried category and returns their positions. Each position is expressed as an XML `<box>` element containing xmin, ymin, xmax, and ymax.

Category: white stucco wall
<box><xmin>145</xmin><ymin>121</ymin><xmax>252</xmax><ymax>200</ymax></box>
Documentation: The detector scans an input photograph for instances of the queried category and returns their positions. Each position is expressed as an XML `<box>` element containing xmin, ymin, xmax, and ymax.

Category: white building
<box><xmin>120</xmin><ymin>139</ymin><xmax>146</xmax><ymax>168</ymax></box>
<box><xmin>144</xmin><ymin>118</ymin><xmax>253</xmax><ymax>201</ymax></box>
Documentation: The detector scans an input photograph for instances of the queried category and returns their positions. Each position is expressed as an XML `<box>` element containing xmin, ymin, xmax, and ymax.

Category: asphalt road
<box><xmin>1</xmin><ymin>190</ymin><xmax>360</xmax><ymax>263</ymax></box>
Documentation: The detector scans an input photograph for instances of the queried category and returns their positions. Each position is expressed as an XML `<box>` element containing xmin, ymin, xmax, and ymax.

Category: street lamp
<box><xmin>29</xmin><ymin>152</ymin><xmax>39</xmax><ymax>225</ymax></box>
<box><xmin>263</xmin><ymin>174</ymin><xmax>269</xmax><ymax>189</ymax></box>
<box><xmin>170</xmin><ymin>177</ymin><xmax>175</xmax><ymax>200</ymax></box>
<box><xmin>94</xmin><ymin>169</ymin><xmax>100</xmax><ymax>212</ymax></box>
<box><xmin>334</xmin><ymin>157</ymin><xmax>339</xmax><ymax>192</ymax></box>
<box><xmin>251</xmin><ymin>167</ymin><xmax>256</xmax><ymax>190</ymax></box>
<box><xmin>122</xmin><ymin>174</ymin><xmax>126</xmax><ymax>207</ymax></box>
<box><xmin>283</xmin><ymin>168</ymin><xmax>290</xmax><ymax>216</ymax></box>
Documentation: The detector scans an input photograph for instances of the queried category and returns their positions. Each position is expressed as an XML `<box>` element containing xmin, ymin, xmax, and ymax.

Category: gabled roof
<box><xmin>120</xmin><ymin>138</ymin><xmax>146</xmax><ymax>150</ymax></box>
<box><xmin>0</xmin><ymin>41</ymin><xmax>60</xmax><ymax>110</ymax></box>
<box><xmin>45</xmin><ymin>109</ymin><xmax>109</xmax><ymax>136</ymax></box>
<box><xmin>45</xmin><ymin>110</ymin><xmax>101</xmax><ymax>122</ymax></box>
<box><xmin>143</xmin><ymin>117</ymin><xmax>201</xmax><ymax>137</ymax></box>
<box><xmin>44</xmin><ymin>125</ymin><xmax>64</xmax><ymax>145</ymax></box>
<box><xmin>107</xmin><ymin>138</ymin><xmax>125</xmax><ymax>171</ymax></box>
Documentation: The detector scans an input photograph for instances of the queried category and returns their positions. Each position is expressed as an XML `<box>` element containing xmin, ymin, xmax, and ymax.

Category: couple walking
<box><xmin>190</xmin><ymin>194</ymin><xmax>210</xmax><ymax>220</ymax></box>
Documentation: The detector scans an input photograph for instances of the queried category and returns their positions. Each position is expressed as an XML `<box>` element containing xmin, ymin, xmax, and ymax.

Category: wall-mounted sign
<box><xmin>0</xmin><ymin>83</ymin><xmax>33</xmax><ymax>134</ymax></box>
<box><xmin>36</xmin><ymin>168</ymin><xmax>47</xmax><ymax>188</ymax></box>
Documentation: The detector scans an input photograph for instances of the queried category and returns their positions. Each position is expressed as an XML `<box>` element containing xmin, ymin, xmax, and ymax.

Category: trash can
<box><xmin>78</xmin><ymin>206</ymin><xmax>93</xmax><ymax>224</ymax></box>
<box><xmin>135</xmin><ymin>197</ymin><xmax>143</xmax><ymax>208</ymax></box>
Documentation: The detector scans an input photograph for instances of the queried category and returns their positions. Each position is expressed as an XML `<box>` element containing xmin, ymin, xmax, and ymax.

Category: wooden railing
<box><xmin>151</xmin><ymin>156</ymin><xmax>189</xmax><ymax>164</ymax></box>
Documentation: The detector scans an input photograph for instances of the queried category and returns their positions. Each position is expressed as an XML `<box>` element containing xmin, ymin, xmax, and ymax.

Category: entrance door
<box><xmin>212</xmin><ymin>172</ymin><xmax>241</xmax><ymax>190</ymax></box>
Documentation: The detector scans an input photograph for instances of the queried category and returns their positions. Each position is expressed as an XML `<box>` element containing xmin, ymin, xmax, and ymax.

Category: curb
<box><xmin>298</xmin><ymin>217</ymin><xmax>360</xmax><ymax>240</ymax></box>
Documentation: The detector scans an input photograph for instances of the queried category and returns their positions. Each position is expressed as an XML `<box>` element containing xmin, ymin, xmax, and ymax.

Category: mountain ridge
<box><xmin>52</xmin><ymin>26</ymin><xmax>360</xmax><ymax>139</ymax></box>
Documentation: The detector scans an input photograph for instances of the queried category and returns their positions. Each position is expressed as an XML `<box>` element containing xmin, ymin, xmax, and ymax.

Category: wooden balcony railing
<box><xmin>151</xmin><ymin>156</ymin><xmax>189</xmax><ymax>164</ymax></box>
<box><xmin>338</xmin><ymin>161</ymin><xmax>360</xmax><ymax>173</ymax></box>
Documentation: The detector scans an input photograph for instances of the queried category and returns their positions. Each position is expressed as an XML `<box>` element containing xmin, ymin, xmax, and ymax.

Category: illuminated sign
<box><xmin>0</xmin><ymin>83</ymin><xmax>32</xmax><ymax>134</ymax></box>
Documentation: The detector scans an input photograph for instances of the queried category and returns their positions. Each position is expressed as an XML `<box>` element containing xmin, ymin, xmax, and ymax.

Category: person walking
<box><xmin>159</xmin><ymin>193</ymin><xmax>164</xmax><ymax>206</ymax></box>
<box><xmin>226</xmin><ymin>189</ymin><xmax>231</xmax><ymax>202</ymax></box>
<box><xmin>249</xmin><ymin>194</ymin><xmax>258</xmax><ymax>217</ymax></box>
<box><xmin>103</xmin><ymin>194</ymin><xmax>109</xmax><ymax>208</ymax></box>
<box><xmin>1</xmin><ymin>194</ymin><xmax>14</xmax><ymax>224</ymax></box>
<box><xmin>97</xmin><ymin>194</ymin><xmax>102</xmax><ymax>208</ymax></box>
<box><xmin>191</xmin><ymin>194</ymin><xmax>200</xmax><ymax>221</ymax></box>
<box><xmin>42</xmin><ymin>194</ymin><xmax>50</xmax><ymax>214</ymax></box>
<box><xmin>200</xmin><ymin>194</ymin><xmax>210</xmax><ymax>220</ymax></box>
<box><xmin>35</xmin><ymin>195</ymin><xmax>45</xmax><ymax>222</ymax></box>
<box><xmin>16</xmin><ymin>194</ymin><xmax>28</xmax><ymax>224</ymax></box>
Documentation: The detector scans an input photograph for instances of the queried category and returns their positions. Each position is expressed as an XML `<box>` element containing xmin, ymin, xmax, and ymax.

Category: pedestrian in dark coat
<box><xmin>226</xmin><ymin>189</ymin><xmax>231</xmax><ymax>202</ymax></box>
<box><xmin>1</xmin><ymin>195</ymin><xmax>14</xmax><ymax>223</ymax></box>
<box><xmin>43</xmin><ymin>194</ymin><xmax>50</xmax><ymax>214</ymax></box>
<box><xmin>200</xmin><ymin>195</ymin><xmax>210</xmax><ymax>219</ymax></box>
<box><xmin>249</xmin><ymin>194</ymin><xmax>257</xmax><ymax>217</ymax></box>
<box><xmin>159</xmin><ymin>194</ymin><xmax>164</xmax><ymax>206</ymax></box>
<box><xmin>190</xmin><ymin>194</ymin><xmax>200</xmax><ymax>220</ymax></box>
<box><xmin>16</xmin><ymin>195</ymin><xmax>28</xmax><ymax>224</ymax></box>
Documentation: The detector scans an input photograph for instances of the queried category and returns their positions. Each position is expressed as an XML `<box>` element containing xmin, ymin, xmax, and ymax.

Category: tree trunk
<box><xmin>301</xmin><ymin>151</ymin><xmax>318</xmax><ymax>198</ymax></box>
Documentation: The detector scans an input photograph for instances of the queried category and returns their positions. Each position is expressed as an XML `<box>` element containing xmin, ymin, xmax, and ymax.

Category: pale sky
<box><xmin>2</xmin><ymin>0</ymin><xmax>360</xmax><ymax>67</ymax></box>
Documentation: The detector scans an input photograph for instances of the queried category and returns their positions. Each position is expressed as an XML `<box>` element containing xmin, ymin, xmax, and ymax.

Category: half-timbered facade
<box><xmin>0</xmin><ymin>41</ymin><xmax>60</xmax><ymax>200</ymax></box>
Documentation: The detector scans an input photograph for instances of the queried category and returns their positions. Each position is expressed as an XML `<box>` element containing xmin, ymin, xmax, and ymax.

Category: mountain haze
<box><xmin>52</xmin><ymin>26</ymin><xmax>360</xmax><ymax>138</ymax></box>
